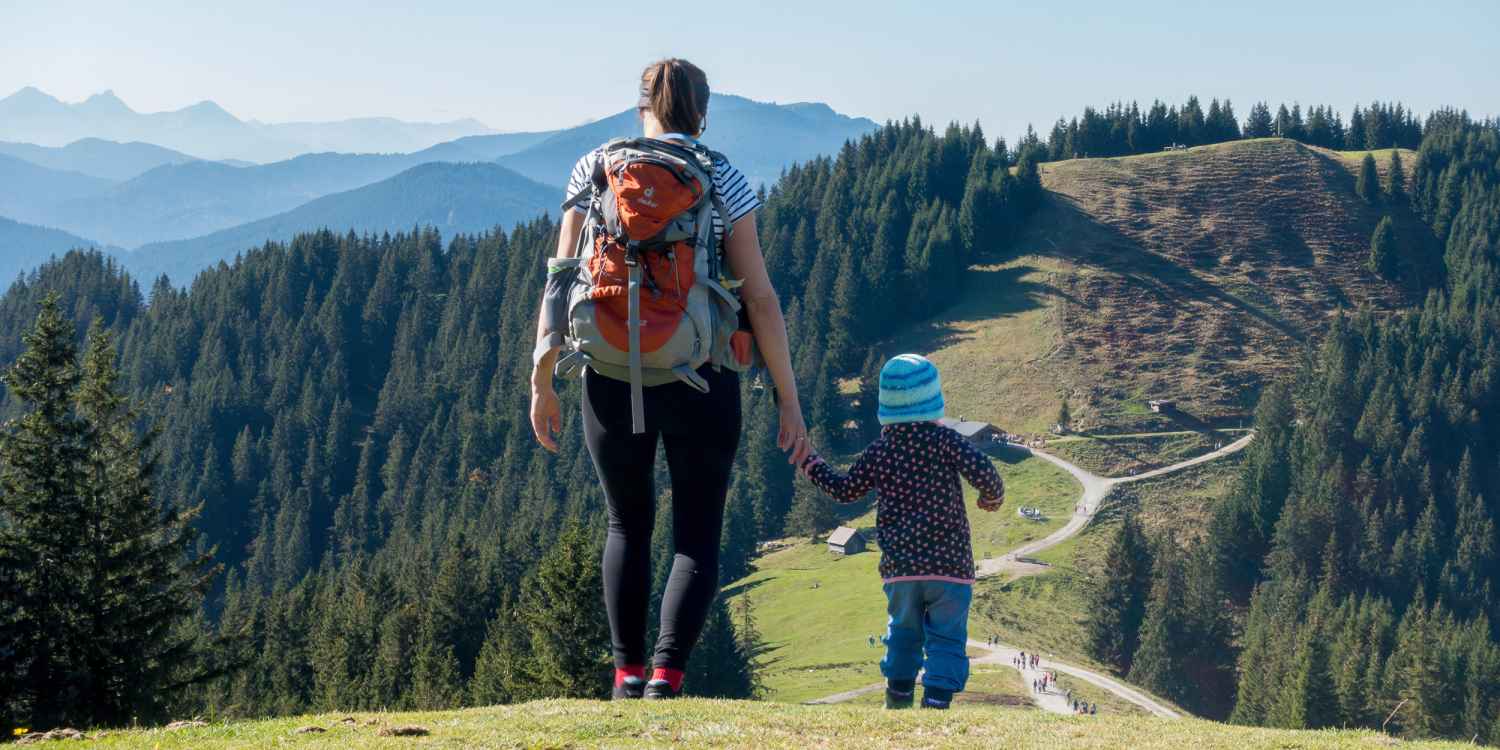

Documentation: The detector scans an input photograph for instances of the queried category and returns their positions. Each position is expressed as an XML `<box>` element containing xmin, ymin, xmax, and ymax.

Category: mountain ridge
<box><xmin>0</xmin><ymin>86</ymin><xmax>498</xmax><ymax>162</ymax></box>
<box><xmin>123</xmin><ymin>161</ymin><xmax>556</xmax><ymax>283</ymax></box>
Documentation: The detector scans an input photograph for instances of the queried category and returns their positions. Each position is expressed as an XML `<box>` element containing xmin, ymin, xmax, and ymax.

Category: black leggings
<box><xmin>582</xmin><ymin>365</ymin><xmax>741</xmax><ymax>670</ymax></box>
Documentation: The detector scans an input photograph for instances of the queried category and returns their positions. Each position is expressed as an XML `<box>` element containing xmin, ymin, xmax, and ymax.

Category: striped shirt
<box><xmin>564</xmin><ymin>135</ymin><xmax>761</xmax><ymax>243</ymax></box>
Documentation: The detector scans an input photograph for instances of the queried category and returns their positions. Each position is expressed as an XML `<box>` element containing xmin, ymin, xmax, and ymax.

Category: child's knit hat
<box><xmin>878</xmin><ymin>354</ymin><xmax>945</xmax><ymax>425</ymax></box>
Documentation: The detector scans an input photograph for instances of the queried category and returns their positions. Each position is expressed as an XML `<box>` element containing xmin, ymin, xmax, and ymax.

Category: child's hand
<box><xmin>978</xmin><ymin>493</ymin><xmax>1004</xmax><ymax>512</ymax></box>
<box><xmin>799</xmin><ymin>450</ymin><xmax>822</xmax><ymax>478</ymax></box>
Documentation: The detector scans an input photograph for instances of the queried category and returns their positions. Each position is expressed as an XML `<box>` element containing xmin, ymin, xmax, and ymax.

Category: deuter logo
<box><xmin>640</xmin><ymin>186</ymin><xmax>659</xmax><ymax>208</ymax></box>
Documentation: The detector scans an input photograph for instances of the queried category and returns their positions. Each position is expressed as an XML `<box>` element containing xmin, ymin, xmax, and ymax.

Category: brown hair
<box><xmin>639</xmin><ymin>58</ymin><xmax>710</xmax><ymax>136</ymax></box>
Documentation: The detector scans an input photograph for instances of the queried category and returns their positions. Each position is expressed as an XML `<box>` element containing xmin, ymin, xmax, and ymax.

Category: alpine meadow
<box><xmin>1</xmin><ymin>7</ymin><xmax>1498</xmax><ymax>747</ymax></box>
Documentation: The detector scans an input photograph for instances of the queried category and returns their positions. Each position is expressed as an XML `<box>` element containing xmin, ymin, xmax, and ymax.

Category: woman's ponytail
<box><xmin>640</xmin><ymin>58</ymin><xmax>710</xmax><ymax>136</ymax></box>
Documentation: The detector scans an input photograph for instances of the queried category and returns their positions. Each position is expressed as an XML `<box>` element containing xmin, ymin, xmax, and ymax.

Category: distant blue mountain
<box><xmin>0</xmin><ymin>138</ymin><xmax>203</xmax><ymax>181</ymax></box>
<box><xmin>0</xmin><ymin>216</ymin><xmax>112</xmax><ymax>285</ymax></box>
<box><xmin>37</xmin><ymin>152</ymin><xmax>435</xmax><ymax>248</ymax></box>
<box><xmin>496</xmin><ymin>93</ymin><xmax>879</xmax><ymax>188</ymax></box>
<box><xmin>0</xmin><ymin>87</ymin><xmax>496</xmax><ymax>163</ymax></box>
<box><xmin>125</xmin><ymin>162</ymin><xmax>556</xmax><ymax>283</ymax></box>
<box><xmin>0</xmin><ymin>154</ymin><xmax>114</xmax><ymax>225</ymax></box>
<box><xmin>410</xmin><ymin>130</ymin><xmax>559</xmax><ymax>162</ymax></box>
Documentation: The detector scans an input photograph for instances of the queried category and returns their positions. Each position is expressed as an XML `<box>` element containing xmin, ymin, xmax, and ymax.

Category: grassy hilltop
<box><xmin>888</xmin><ymin>138</ymin><xmax>1418</xmax><ymax>434</ymax></box>
<box><xmin>84</xmin><ymin>699</ymin><xmax>1476</xmax><ymax>749</ymax></box>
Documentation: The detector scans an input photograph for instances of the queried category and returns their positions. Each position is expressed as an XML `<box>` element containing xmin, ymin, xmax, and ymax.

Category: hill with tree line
<box><xmin>0</xmin><ymin>118</ymin><xmax>1036</xmax><ymax>727</ymax></box>
<box><xmin>0</xmin><ymin>100</ymin><xmax>1494</xmax><ymax>745</ymax></box>
<box><xmin>1084</xmin><ymin>114</ymin><xmax>1500</xmax><ymax>744</ymax></box>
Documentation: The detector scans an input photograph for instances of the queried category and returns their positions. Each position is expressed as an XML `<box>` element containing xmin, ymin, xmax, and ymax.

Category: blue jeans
<box><xmin>881</xmin><ymin>580</ymin><xmax>972</xmax><ymax>692</ymax></box>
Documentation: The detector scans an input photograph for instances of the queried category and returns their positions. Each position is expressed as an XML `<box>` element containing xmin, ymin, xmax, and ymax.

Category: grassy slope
<box><xmin>1046</xmin><ymin>430</ymin><xmax>1247</xmax><ymax>476</ymax></box>
<box><xmin>875</xmin><ymin>138</ymin><xmax>1413</xmax><ymax>435</ymax></box>
<box><xmin>969</xmin><ymin>456</ymin><xmax>1246</xmax><ymax>677</ymax></box>
<box><xmin>725</xmin><ymin>453</ymin><xmax>1076</xmax><ymax>703</ymax></box>
<box><xmin>87</xmin><ymin>700</ymin><xmax>1476</xmax><ymax>749</ymax></box>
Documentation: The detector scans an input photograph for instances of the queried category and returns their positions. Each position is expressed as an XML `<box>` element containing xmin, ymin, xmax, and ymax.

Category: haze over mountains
<box><xmin>0</xmin><ymin>87</ymin><xmax>497</xmax><ymax>163</ymax></box>
<box><xmin>0</xmin><ymin>88</ymin><xmax>878</xmax><ymax>283</ymax></box>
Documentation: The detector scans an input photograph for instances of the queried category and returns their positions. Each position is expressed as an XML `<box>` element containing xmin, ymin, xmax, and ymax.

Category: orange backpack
<box><xmin>539</xmin><ymin>137</ymin><xmax>755</xmax><ymax>432</ymax></box>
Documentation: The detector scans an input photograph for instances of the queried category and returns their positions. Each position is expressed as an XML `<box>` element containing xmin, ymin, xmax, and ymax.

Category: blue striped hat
<box><xmin>878</xmin><ymin>354</ymin><xmax>945</xmax><ymax>425</ymax></box>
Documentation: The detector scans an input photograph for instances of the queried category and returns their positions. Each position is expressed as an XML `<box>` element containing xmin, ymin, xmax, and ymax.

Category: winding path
<box><xmin>807</xmin><ymin>431</ymin><xmax>1254</xmax><ymax>716</ymax></box>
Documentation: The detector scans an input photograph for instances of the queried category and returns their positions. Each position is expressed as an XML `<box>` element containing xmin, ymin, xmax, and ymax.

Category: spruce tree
<box><xmin>1128</xmin><ymin>547</ymin><xmax>1189</xmax><ymax>703</ymax></box>
<box><xmin>0</xmin><ymin>293</ymin><xmax>87</xmax><ymax>729</ymax></box>
<box><xmin>1369</xmin><ymin>216</ymin><xmax>1398</xmax><ymax>279</ymax></box>
<box><xmin>1274</xmin><ymin>629</ymin><xmax>1339</xmax><ymax>729</ymax></box>
<box><xmin>1086</xmin><ymin>513</ymin><xmax>1153</xmax><ymax>672</ymax></box>
<box><xmin>519</xmin><ymin>522</ymin><xmax>609</xmax><ymax>698</ymax></box>
<box><xmin>683</xmin><ymin>597</ymin><xmax>757</xmax><ymax>698</ymax></box>
<box><xmin>71</xmin><ymin>321</ymin><xmax>218</xmax><ymax>725</ymax></box>
<box><xmin>1385</xmin><ymin>150</ymin><xmax>1407</xmax><ymax>205</ymax></box>
<box><xmin>784</xmin><ymin>488</ymin><xmax>837</xmax><ymax>540</ymax></box>
<box><xmin>1357</xmin><ymin>153</ymin><xmax>1380</xmax><ymax>204</ymax></box>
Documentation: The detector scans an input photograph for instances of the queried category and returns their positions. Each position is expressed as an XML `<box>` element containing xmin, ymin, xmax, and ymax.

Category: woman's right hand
<box><xmin>530</xmin><ymin>378</ymin><xmax>562</xmax><ymax>452</ymax></box>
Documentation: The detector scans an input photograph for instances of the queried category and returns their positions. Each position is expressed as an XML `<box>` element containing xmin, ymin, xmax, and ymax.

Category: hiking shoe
<box><xmin>885</xmin><ymin>679</ymin><xmax>915</xmax><ymax>709</ymax></box>
<box><xmin>643</xmin><ymin>679</ymin><xmax>681</xmax><ymax>700</ymax></box>
<box><xmin>922</xmin><ymin>687</ymin><xmax>954</xmax><ymax>710</ymax></box>
<box><xmin>613</xmin><ymin>676</ymin><xmax>646</xmax><ymax>700</ymax></box>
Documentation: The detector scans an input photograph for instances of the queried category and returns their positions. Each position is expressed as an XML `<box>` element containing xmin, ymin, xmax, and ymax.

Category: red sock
<box><xmin>651</xmin><ymin>667</ymin><xmax>685</xmax><ymax>691</ymax></box>
<box><xmin>615</xmin><ymin>665</ymin><xmax>645</xmax><ymax>687</ymax></box>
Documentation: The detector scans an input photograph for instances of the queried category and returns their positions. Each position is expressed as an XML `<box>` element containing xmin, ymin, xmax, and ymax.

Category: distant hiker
<box><xmin>869</xmin><ymin>635</ymin><xmax>877</xmax><ymax>648</ymax></box>
<box><xmin>1091</xmin><ymin>703</ymin><xmax>1097</xmax><ymax>715</ymax></box>
<box><xmin>530</xmin><ymin>58</ymin><xmax>809</xmax><ymax>701</ymax></box>
<box><xmin>799</xmin><ymin>354</ymin><xmax>1005</xmax><ymax>710</ymax></box>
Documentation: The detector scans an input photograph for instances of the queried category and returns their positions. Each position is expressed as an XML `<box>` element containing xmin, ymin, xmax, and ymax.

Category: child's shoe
<box><xmin>921</xmin><ymin>686</ymin><xmax>954</xmax><ymax>709</ymax></box>
<box><xmin>884</xmin><ymin>679</ymin><xmax>915</xmax><ymax>709</ymax></box>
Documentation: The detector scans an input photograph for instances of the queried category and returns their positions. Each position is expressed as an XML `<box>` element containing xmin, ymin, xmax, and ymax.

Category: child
<box><xmin>800</xmin><ymin>354</ymin><xmax>1004</xmax><ymax>709</ymax></box>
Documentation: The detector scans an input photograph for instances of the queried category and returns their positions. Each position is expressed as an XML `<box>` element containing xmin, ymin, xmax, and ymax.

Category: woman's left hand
<box><xmin>777</xmin><ymin>399</ymin><xmax>811</xmax><ymax>467</ymax></box>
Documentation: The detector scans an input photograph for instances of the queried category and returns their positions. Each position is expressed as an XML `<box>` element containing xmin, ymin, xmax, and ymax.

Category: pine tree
<box><xmin>783</xmin><ymin>488</ymin><xmax>837</xmax><ymax>540</ymax></box>
<box><xmin>1245</xmin><ymin>102</ymin><xmax>1275</xmax><ymax>139</ymax></box>
<box><xmin>1128</xmin><ymin>547</ymin><xmax>1189</xmax><ymax>703</ymax></box>
<box><xmin>1357</xmin><ymin>153</ymin><xmax>1380</xmax><ymax>204</ymax></box>
<box><xmin>0</xmin><ymin>294</ymin><xmax>87</xmax><ymax>729</ymax></box>
<box><xmin>1369</xmin><ymin>216</ymin><xmax>1398</xmax><ymax>279</ymax></box>
<box><xmin>683</xmin><ymin>597</ymin><xmax>757</xmax><ymax>698</ymax></box>
<box><xmin>1086</xmin><ymin>513</ymin><xmax>1153</xmax><ymax>672</ymax></box>
<box><xmin>1056</xmin><ymin>397</ymin><xmax>1072</xmax><ymax>431</ymax></box>
<box><xmin>71</xmin><ymin>321</ymin><xmax>218</xmax><ymax>724</ymax></box>
<box><xmin>1274</xmin><ymin>629</ymin><xmax>1339</xmax><ymax>729</ymax></box>
<box><xmin>519</xmin><ymin>522</ymin><xmax>609</xmax><ymax>698</ymax></box>
<box><xmin>1385</xmin><ymin>150</ymin><xmax>1407</xmax><ymax>205</ymax></box>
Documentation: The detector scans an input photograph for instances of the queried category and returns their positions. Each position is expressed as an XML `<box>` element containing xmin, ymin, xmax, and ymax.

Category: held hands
<box><xmin>978</xmin><ymin>492</ymin><xmax>1005</xmax><ymax>513</ymax></box>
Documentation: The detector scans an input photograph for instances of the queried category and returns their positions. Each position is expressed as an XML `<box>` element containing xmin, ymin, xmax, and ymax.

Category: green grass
<box><xmin>968</xmin><ymin>449</ymin><xmax>1080</xmax><ymax>559</ymax></box>
<box><xmin>1045</xmin><ymin>431</ymin><xmax>1227</xmax><ymax>476</ymax></box>
<box><xmin>728</xmin><ymin>452</ymin><xmax>1079</xmax><ymax>703</ymax></box>
<box><xmin>82</xmin><ymin>699</ymin><xmax>1478</xmax><ymax>749</ymax></box>
<box><xmin>882</xmin><ymin>256</ymin><xmax>1071</xmax><ymax>435</ymax></box>
<box><xmin>844</xmin><ymin>665</ymin><xmax>1034</xmax><ymax>708</ymax></box>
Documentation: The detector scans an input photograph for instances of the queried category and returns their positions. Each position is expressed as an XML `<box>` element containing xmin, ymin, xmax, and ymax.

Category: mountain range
<box><xmin>0</xmin><ymin>87</ymin><xmax>498</xmax><ymax>163</ymax></box>
<box><xmin>0</xmin><ymin>89</ymin><xmax>878</xmax><ymax>283</ymax></box>
<box><xmin>124</xmin><ymin>162</ymin><xmax>557</xmax><ymax>283</ymax></box>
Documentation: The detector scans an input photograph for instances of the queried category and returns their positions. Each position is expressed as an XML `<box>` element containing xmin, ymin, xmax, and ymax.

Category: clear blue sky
<box><xmin>2</xmin><ymin>0</ymin><xmax>1495</xmax><ymax>142</ymax></box>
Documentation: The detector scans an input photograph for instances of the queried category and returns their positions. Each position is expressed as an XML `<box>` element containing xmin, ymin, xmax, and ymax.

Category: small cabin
<box><xmin>938</xmin><ymin>417</ymin><xmax>1004</xmax><ymax>446</ymax></box>
<box><xmin>1148</xmin><ymin>399</ymin><xmax>1176</xmax><ymax>414</ymax></box>
<box><xmin>827</xmin><ymin>526</ymin><xmax>867</xmax><ymax>556</ymax></box>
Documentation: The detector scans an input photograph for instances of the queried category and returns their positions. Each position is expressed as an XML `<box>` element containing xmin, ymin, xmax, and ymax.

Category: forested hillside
<box><xmin>1085</xmin><ymin>114</ymin><xmax>1500</xmax><ymax>744</ymax></box>
<box><xmin>0</xmin><ymin>118</ymin><xmax>1039</xmax><ymax>723</ymax></box>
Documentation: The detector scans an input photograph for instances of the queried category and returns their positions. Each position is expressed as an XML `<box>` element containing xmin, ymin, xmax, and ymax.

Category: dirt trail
<box><xmin>808</xmin><ymin>433</ymin><xmax>1252</xmax><ymax>715</ymax></box>
<box><xmin>978</xmin><ymin>432</ymin><xmax>1253</xmax><ymax>577</ymax></box>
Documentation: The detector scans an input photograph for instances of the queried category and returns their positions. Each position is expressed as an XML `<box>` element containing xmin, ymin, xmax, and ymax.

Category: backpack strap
<box><xmin>626</xmin><ymin>254</ymin><xmax>646</xmax><ymax>434</ymax></box>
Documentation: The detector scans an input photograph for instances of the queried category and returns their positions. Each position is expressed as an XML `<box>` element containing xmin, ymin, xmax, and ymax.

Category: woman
<box><xmin>529</xmin><ymin>58</ymin><xmax>809</xmax><ymax>699</ymax></box>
